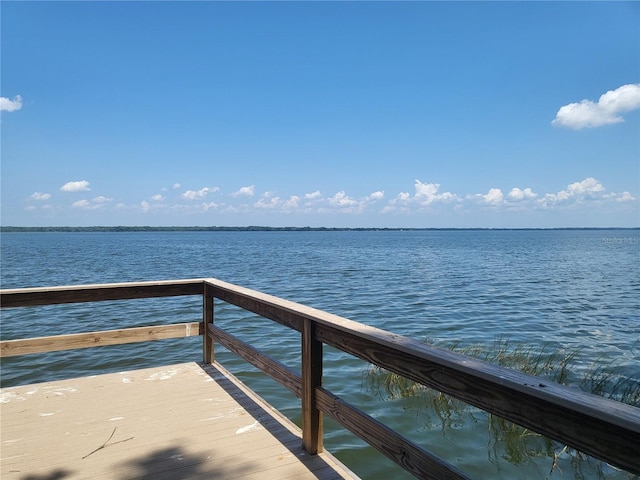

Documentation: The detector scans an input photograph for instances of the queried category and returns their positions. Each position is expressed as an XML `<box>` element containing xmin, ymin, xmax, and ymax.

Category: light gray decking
<box><xmin>1</xmin><ymin>362</ymin><xmax>359</xmax><ymax>480</ymax></box>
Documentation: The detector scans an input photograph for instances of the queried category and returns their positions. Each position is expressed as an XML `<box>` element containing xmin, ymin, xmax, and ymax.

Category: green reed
<box><xmin>364</xmin><ymin>338</ymin><xmax>639</xmax><ymax>479</ymax></box>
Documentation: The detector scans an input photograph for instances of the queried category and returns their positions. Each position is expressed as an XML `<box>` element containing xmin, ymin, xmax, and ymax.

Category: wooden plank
<box><xmin>314</xmin><ymin>322</ymin><xmax>640</xmax><ymax>475</ymax></box>
<box><xmin>316</xmin><ymin>386</ymin><xmax>470</xmax><ymax>480</ymax></box>
<box><xmin>0</xmin><ymin>362</ymin><xmax>359</xmax><ymax>480</ymax></box>
<box><xmin>208</xmin><ymin>324</ymin><xmax>302</xmax><ymax>398</ymax></box>
<box><xmin>208</xmin><ymin>279</ymin><xmax>305</xmax><ymax>333</ymax></box>
<box><xmin>0</xmin><ymin>279</ymin><xmax>204</xmax><ymax>308</ymax></box>
<box><xmin>302</xmin><ymin>318</ymin><xmax>323</xmax><ymax>454</ymax></box>
<box><xmin>203</xmin><ymin>283</ymin><xmax>214</xmax><ymax>364</ymax></box>
<box><xmin>0</xmin><ymin>322</ymin><xmax>203</xmax><ymax>357</ymax></box>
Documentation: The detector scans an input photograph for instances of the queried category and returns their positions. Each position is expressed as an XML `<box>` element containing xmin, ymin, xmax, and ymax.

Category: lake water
<box><xmin>1</xmin><ymin>230</ymin><xmax>639</xmax><ymax>479</ymax></box>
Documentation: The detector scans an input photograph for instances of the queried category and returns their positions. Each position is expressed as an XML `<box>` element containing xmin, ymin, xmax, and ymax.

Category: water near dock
<box><xmin>2</xmin><ymin>229</ymin><xmax>639</xmax><ymax>479</ymax></box>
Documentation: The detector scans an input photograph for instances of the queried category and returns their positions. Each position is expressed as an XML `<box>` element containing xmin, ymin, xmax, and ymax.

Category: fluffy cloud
<box><xmin>552</xmin><ymin>84</ymin><xmax>640</xmax><ymax>129</ymax></box>
<box><xmin>305</xmin><ymin>191</ymin><xmax>322</xmax><ymax>200</ymax></box>
<box><xmin>232</xmin><ymin>185</ymin><xmax>255</xmax><ymax>197</ymax></box>
<box><xmin>507</xmin><ymin>187</ymin><xmax>537</xmax><ymax>201</ymax></box>
<box><xmin>60</xmin><ymin>180</ymin><xmax>90</xmax><ymax>192</ymax></box>
<box><xmin>539</xmin><ymin>177</ymin><xmax>606</xmax><ymax>207</ymax></box>
<box><xmin>482</xmin><ymin>188</ymin><xmax>504</xmax><ymax>205</ymax></box>
<box><xmin>0</xmin><ymin>95</ymin><xmax>22</xmax><ymax>112</ymax></box>
<box><xmin>255</xmin><ymin>194</ymin><xmax>301</xmax><ymax>211</ymax></box>
<box><xmin>369</xmin><ymin>191</ymin><xmax>384</xmax><ymax>201</ymax></box>
<box><xmin>151</xmin><ymin>194</ymin><xmax>164</xmax><ymax>201</ymax></box>
<box><xmin>71</xmin><ymin>196</ymin><xmax>112</xmax><ymax>209</ymax></box>
<box><xmin>30</xmin><ymin>192</ymin><xmax>52</xmax><ymax>201</ymax></box>
<box><xmin>615</xmin><ymin>191</ymin><xmax>637</xmax><ymax>203</ymax></box>
<box><xmin>415</xmin><ymin>180</ymin><xmax>458</xmax><ymax>205</ymax></box>
<box><xmin>328</xmin><ymin>191</ymin><xmax>358</xmax><ymax>207</ymax></box>
<box><xmin>182</xmin><ymin>187</ymin><xmax>219</xmax><ymax>200</ymax></box>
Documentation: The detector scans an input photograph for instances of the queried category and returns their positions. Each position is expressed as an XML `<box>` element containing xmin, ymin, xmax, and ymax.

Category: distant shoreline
<box><xmin>1</xmin><ymin>226</ymin><xmax>638</xmax><ymax>233</ymax></box>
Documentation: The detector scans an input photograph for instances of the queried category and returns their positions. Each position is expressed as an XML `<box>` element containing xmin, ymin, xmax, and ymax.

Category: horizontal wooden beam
<box><xmin>208</xmin><ymin>325</ymin><xmax>302</xmax><ymax>398</ymax></box>
<box><xmin>208</xmin><ymin>281</ymin><xmax>304</xmax><ymax>333</ymax></box>
<box><xmin>316</xmin><ymin>386</ymin><xmax>470</xmax><ymax>480</ymax></box>
<box><xmin>313</xmin><ymin>322</ymin><xmax>640</xmax><ymax>475</ymax></box>
<box><xmin>0</xmin><ymin>322</ymin><xmax>203</xmax><ymax>357</ymax></box>
<box><xmin>0</xmin><ymin>279</ymin><xmax>205</xmax><ymax>308</ymax></box>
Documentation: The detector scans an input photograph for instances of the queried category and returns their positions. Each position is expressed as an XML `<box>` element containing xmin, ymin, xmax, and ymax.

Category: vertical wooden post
<box><xmin>301</xmin><ymin>317</ymin><xmax>323</xmax><ymax>454</ymax></box>
<box><xmin>203</xmin><ymin>282</ymin><xmax>214</xmax><ymax>364</ymax></box>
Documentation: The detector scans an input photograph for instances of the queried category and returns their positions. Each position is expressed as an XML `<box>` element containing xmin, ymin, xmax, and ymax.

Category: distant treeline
<box><xmin>1</xmin><ymin>226</ymin><xmax>638</xmax><ymax>233</ymax></box>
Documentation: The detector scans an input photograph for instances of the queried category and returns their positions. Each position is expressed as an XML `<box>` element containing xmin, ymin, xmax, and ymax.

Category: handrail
<box><xmin>1</xmin><ymin>278</ymin><xmax>639</xmax><ymax>479</ymax></box>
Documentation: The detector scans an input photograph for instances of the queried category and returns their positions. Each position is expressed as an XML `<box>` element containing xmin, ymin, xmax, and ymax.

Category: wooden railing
<box><xmin>1</xmin><ymin>278</ymin><xmax>639</xmax><ymax>479</ymax></box>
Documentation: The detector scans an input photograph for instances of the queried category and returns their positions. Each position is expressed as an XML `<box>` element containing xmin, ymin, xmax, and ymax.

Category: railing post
<box><xmin>203</xmin><ymin>282</ymin><xmax>214</xmax><ymax>364</ymax></box>
<box><xmin>301</xmin><ymin>317</ymin><xmax>323</xmax><ymax>454</ymax></box>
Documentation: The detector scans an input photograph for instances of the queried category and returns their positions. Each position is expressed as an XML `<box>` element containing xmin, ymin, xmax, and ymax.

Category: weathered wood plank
<box><xmin>208</xmin><ymin>279</ymin><xmax>305</xmax><ymax>332</ymax></box>
<box><xmin>0</xmin><ymin>322</ymin><xmax>203</xmax><ymax>357</ymax></box>
<box><xmin>0</xmin><ymin>362</ymin><xmax>358</xmax><ymax>480</ymax></box>
<box><xmin>302</xmin><ymin>318</ymin><xmax>323</xmax><ymax>454</ymax></box>
<box><xmin>314</xmin><ymin>322</ymin><xmax>640</xmax><ymax>475</ymax></box>
<box><xmin>208</xmin><ymin>324</ymin><xmax>302</xmax><ymax>398</ymax></box>
<box><xmin>315</xmin><ymin>386</ymin><xmax>470</xmax><ymax>480</ymax></box>
<box><xmin>203</xmin><ymin>283</ymin><xmax>214</xmax><ymax>364</ymax></box>
<box><xmin>0</xmin><ymin>279</ymin><xmax>204</xmax><ymax>308</ymax></box>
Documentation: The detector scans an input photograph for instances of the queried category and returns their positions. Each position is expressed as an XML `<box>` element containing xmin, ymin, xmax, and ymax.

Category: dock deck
<box><xmin>1</xmin><ymin>362</ymin><xmax>358</xmax><ymax>480</ymax></box>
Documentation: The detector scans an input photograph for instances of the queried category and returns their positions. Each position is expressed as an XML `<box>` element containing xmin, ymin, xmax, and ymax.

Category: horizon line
<box><xmin>2</xmin><ymin>226</ymin><xmax>639</xmax><ymax>232</ymax></box>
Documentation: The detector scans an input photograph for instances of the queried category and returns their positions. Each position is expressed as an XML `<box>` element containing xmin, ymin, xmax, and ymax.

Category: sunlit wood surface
<box><xmin>1</xmin><ymin>362</ymin><xmax>359</xmax><ymax>480</ymax></box>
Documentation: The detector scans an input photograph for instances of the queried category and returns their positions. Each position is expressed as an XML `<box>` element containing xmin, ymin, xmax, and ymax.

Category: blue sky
<box><xmin>2</xmin><ymin>1</ymin><xmax>639</xmax><ymax>228</ymax></box>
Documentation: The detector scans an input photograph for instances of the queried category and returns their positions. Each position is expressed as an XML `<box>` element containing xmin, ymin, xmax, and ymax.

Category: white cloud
<box><xmin>182</xmin><ymin>187</ymin><xmax>219</xmax><ymax>200</ymax></box>
<box><xmin>71</xmin><ymin>199</ymin><xmax>91</xmax><ymax>209</ymax></box>
<box><xmin>305</xmin><ymin>191</ymin><xmax>322</xmax><ymax>201</ymax></box>
<box><xmin>71</xmin><ymin>196</ymin><xmax>112</xmax><ymax>210</ymax></box>
<box><xmin>30</xmin><ymin>192</ymin><xmax>52</xmax><ymax>201</ymax></box>
<box><xmin>538</xmin><ymin>177</ymin><xmax>607</xmax><ymax>207</ymax></box>
<box><xmin>140</xmin><ymin>200</ymin><xmax>150</xmax><ymax>212</ymax></box>
<box><xmin>328</xmin><ymin>191</ymin><xmax>358</xmax><ymax>207</ymax></box>
<box><xmin>552</xmin><ymin>84</ymin><xmax>640</xmax><ymax>129</ymax></box>
<box><xmin>0</xmin><ymin>95</ymin><xmax>22</xmax><ymax>112</ymax></box>
<box><xmin>566</xmin><ymin>177</ymin><xmax>604</xmax><ymax>196</ymax></box>
<box><xmin>507</xmin><ymin>187</ymin><xmax>537</xmax><ymax>201</ymax></box>
<box><xmin>410</xmin><ymin>180</ymin><xmax>458</xmax><ymax>206</ymax></box>
<box><xmin>202</xmin><ymin>201</ymin><xmax>219</xmax><ymax>211</ymax></box>
<box><xmin>60</xmin><ymin>180</ymin><xmax>90</xmax><ymax>192</ymax></box>
<box><xmin>482</xmin><ymin>188</ymin><xmax>504</xmax><ymax>205</ymax></box>
<box><xmin>232</xmin><ymin>185</ymin><xmax>255</xmax><ymax>197</ymax></box>
<box><xmin>369</xmin><ymin>191</ymin><xmax>384</xmax><ymax>201</ymax></box>
<box><xmin>172</xmin><ymin>183</ymin><xmax>181</xmax><ymax>189</ymax></box>
<box><xmin>151</xmin><ymin>194</ymin><xmax>164</xmax><ymax>201</ymax></box>
<box><xmin>284</xmin><ymin>195</ymin><xmax>300</xmax><ymax>208</ymax></box>
<box><xmin>615</xmin><ymin>191</ymin><xmax>636</xmax><ymax>202</ymax></box>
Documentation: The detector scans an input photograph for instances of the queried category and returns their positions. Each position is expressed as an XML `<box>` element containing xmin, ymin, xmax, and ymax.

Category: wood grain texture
<box><xmin>0</xmin><ymin>279</ymin><xmax>204</xmax><ymax>308</ymax></box>
<box><xmin>203</xmin><ymin>283</ymin><xmax>214</xmax><ymax>364</ymax></box>
<box><xmin>0</xmin><ymin>362</ymin><xmax>358</xmax><ymax>480</ymax></box>
<box><xmin>302</xmin><ymin>318</ymin><xmax>323</xmax><ymax>454</ymax></box>
<box><xmin>313</xmin><ymin>322</ymin><xmax>640</xmax><ymax>474</ymax></box>
<box><xmin>316</xmin><ymin>386</ymin><xmax>470</xmax><ymax>480</ymax></box>
<box><xmin>208</xmin><ymin>324</ymin><xmax>303</xmax><ymax>398</ymax></box>
<box><xmin>0</xmin><ymin>323</ymin><xmax>203</xmax><ymax>357</ymax></box>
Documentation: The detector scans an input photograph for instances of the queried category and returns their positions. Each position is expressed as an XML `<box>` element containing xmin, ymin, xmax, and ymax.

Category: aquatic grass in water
<box><xmin>365</xmin><ymin>338</ymin><xmax>639</xmax><ymax>479</ymax></box>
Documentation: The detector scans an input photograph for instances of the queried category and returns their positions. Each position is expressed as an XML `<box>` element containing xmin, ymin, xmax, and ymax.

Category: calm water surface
<box><xmin>1</xmin><ymin>230</ymin><xmax>639</xmax><ymax>479</ymax></box>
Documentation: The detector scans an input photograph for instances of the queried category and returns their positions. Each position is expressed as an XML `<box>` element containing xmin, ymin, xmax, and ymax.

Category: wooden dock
<box><xmin>1</xmin><ymin>361</ymin><xmax>359</xmax><ymax>480</ymax></box>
